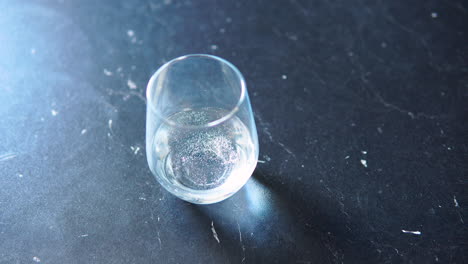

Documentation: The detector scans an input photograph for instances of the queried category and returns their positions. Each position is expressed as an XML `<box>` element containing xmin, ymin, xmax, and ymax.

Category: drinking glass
<box><xmin>146</xmin><ymin>54</ymin><xmax>259</xmax><ymax>204</ymax></box>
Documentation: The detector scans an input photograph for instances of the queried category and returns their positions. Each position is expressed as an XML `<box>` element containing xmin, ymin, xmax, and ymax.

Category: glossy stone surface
<box><xmin>0</xmin><ymin>0</ymin><xmax>466</xmax><ymax>263</ymax></box>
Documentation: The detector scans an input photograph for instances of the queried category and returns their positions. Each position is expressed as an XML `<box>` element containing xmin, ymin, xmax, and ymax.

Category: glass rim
<box><xmin>146</xmin><ymin>54</ymin><xmax>247</xmax><ymax>129</ymax></box>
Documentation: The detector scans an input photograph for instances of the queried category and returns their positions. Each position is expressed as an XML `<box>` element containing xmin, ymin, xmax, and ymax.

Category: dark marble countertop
<box><xmin>0</xmin><ymin>0</ymin><xmax>466</xmax><ymax>263</ymax></box>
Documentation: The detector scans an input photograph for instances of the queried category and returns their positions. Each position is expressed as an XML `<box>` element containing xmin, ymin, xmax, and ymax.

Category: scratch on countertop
<box><xmin>0</xmin><ymin>153</ymin><xmax>17</xmax><ymax>162</ymax></box>
<box><xmin>157</xmin><ymin>231</ymin><xmax>162</xmax><ymax>249</ymax></box>
<box><xmin>255</xmin><ymin>113</ymin><xmax>297</xmax><ymax>159</ymax></box>
<box><xmin>108</xmin><ymin>119</ymin><xmax>114</xmax><ymax>135</ymax></box>
<box><xmin>127</xmin><ymin>79</ymin><xmax>137</xmax><ymax>89</ymax></box>
<box><xmin>360</xmin><ymin>159</ymin><xmax>368</xmax><ymax>168</ymax></box>
<box><xmin>287</xmin><ymin>33</ymin><xmax>298</xmax><ymax>41</ymax></box>
<box><xmin>106</xmin><ymin>88</ymin><xmax>146</xmax><ymax>103</ymax></box>
<box><xmin>374</xmin><ymin>92</ymin><xmax>419</xmax><ymax>119</ymax></box>
<box><xmin>394</xmin><ymin>248</ymin><xmax>403</xmax><ymax>256</ymax></box>
<box><xmin>103</xmin><ymin>69</ymin><xmax>113</xmax><ymax>76</ymax></box>
<box><xmin>255</xmin><ymin>113</ymin><xmax>273</xmax><ymax>142</ymax></box>
<box><xmin>211</xmin><ymin>221</ymin><xmax>220</xmax><ymax>243</ymax></box>
<box><xmin>290</xmin><ymin>0</ymin><xmax>309</xmax><ymax>17</ymax></box>
<box><xmin>278</xmin><ymin>142</ymin><xmax>297</xmax><ymax>159</ymax></box>
<box><xmin>454</xmin><ymin>196</ymin><xmax>459</xmax><ymax>207</ymax></box>
<box><xmin>457</xmin><ymin>212</ymin><xmax>464</xmax><ymax>224</ymax></box>
<box><xmin>383</xmin><ymin>14</ymin><xmax>437</xmax><ymax>69</ymax></box>
<box><xmin>401</xmin><ymin>230</ymin><xmax>421</xmax><ymax>235</ymax></box>
<box><xmin>79</xmin><ymin>234</ymin><xmax>89</xmax><ymax>237</ymax></box>
<box><xmin>130</xmin><ymin>146</ymin><xmax>141</xmax><ymax>155</ymax></box>
<box><xmin>237</xmin><ymin>222</ymin><xmax>245</xmax><ymax>263</ymax></box>
<box><xmin>368</xmin><ymin>84</ymin><xmax>446</xmax><ymax>120</ymax></box>
<box><xmin>33</xmin><ymin>256</ymin><xmax>41</xmax><ymax>262</ymax></box>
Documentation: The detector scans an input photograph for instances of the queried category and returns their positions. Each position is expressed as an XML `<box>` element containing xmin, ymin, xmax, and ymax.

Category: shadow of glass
<box><xmin>189</xmin><ymin>170</ymin><xmax>332</xmax><ymax>263</ymax></box>
<box><xmin>151</xmin><ymin>167</ymin><xmax>379</xmax><ymax>263</ymax></box>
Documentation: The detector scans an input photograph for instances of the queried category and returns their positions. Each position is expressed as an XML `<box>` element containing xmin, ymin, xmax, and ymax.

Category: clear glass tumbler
<box><xmin>146</xmin><ymin>54</ymin><xmax>259</xmax><ymax>204</ymax></box>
